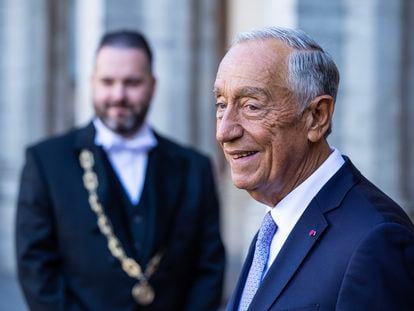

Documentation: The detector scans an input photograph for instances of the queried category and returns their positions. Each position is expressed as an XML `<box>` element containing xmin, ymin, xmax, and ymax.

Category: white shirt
<box><xmin>265</xmin><ymin>148</ymin><xmax>345</xmax><ymax>273</ymax></box>
<box><xmin>93</xmin><ymin>118</ymin><xmax>157</xmax><ymax>204</ymax></box>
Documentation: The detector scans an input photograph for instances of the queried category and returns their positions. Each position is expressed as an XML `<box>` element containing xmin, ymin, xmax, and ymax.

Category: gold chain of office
<box><xmin>79</xmin><ymin>149</ymin><xmax>162</xmax><ymax>306</ymax></box>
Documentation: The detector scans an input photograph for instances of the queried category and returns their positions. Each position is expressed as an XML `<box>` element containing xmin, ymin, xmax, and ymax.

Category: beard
<box><xmin>95</xmin><ymin>100</ymin><xmax>150</xmax><ymax>137</ymax></box>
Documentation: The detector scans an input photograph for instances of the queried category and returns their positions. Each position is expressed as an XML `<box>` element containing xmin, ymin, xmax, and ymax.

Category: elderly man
<box><xmin>214</xmin><ymin>26</ymin><xmax>414</xmax><ymax>311</ymax></box>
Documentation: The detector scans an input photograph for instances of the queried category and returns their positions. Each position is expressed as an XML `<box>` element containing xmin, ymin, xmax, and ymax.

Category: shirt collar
<box><xmin>269</xmin><ymin>148</ymin><xmax>345</xmax><ymax>229</ymax></box>
<box><xmin>93</xmin><ymin>118</ymin><xmax>157</xmax><ymax>152</ymax></box>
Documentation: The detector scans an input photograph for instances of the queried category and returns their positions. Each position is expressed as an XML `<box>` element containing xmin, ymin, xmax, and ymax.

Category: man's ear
<box><xmin>305</xmin><ymin>95</ymin><xmax>335</xmax><ymax>142</ymax></box>
<box><xmin>149</xmin><ymin>76</ymin><xmax>157</xmax><ymax>97</ymax></box>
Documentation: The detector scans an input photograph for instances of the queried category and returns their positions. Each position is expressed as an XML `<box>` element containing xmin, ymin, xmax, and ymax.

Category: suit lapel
<box><xmin>138</xmin><ymin>146</ymin><xmax>160</xmax><ymax>265</ymax></box>
<box><xmin>232</xmin><ymin>157</ymin><xmax>361</xmax><ymax>311</ymax></box>
<box><xmin>248</xmin><ymin>200</ymin><xmax>328</xmax><ymax>310</ymax></box>
<box><xmin>139</xmin><ymin>135</ymin><xmax>186</xmax><ymax>265</ymax></box>
<box><xmin>74</xmin><ymin>123</ymin><xmax>111</xmax><ymax>228</ymax></box>
<box><xmin>74</xmin><ymin>122</ymin><xmax>135</xmax><ymax>259</ymax></box>
<box><xmin>91</xmin><ymin>145</ymin><xmax>112</xmax><ymax>210</ymax></box>
<box><xmin>94</xmin><ymin>146</ymin><xmax>138</xmax><ymax>258</ymax></box>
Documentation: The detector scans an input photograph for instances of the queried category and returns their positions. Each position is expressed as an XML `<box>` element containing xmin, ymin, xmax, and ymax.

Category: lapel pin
<box><xmin>308</xmin><ymin>229</ymin><xmax>317</xmax><ymax>237</ymax></box>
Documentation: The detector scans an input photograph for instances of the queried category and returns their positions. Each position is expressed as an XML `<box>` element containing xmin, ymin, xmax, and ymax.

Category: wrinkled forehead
<box><xmin>215</xmin><ymin>39</ymin><xmax>294</xmax><ymax>89</ymax></box>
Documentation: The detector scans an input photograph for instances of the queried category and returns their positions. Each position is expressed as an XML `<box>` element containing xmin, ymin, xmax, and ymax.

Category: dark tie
<box><xmin>238</xmin><ymin>212</ymin><xmax>277</xmax><ymax>311</ymax></box>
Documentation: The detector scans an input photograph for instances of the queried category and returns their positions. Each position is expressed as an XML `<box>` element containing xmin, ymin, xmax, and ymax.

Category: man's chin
<box><xmin>102</xmin><ymin>118</ymin><xmax>142</xmax><ymax>137</ymax></box>
<box><xmin>231</xmin><ymin>175</ymin><xmax>255</xmax><ymax>191</ymax></box>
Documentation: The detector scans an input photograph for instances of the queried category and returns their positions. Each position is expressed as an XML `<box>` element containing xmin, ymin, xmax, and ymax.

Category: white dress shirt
<box><xmin>265</xmin><ymin>148</ymin><xmax>345</xmax><ymax>273</ymax></box>
<box><xmin>93</xmin><ymin>118</ymin><xmax>157</xmax><ymax>204</ymax></box>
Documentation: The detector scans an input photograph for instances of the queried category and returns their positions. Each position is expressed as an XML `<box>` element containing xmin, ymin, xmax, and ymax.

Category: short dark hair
<box><xmin>96</xmin><ymin>30</ymin><xmax>153</xmax><ymax>68</ymax></box>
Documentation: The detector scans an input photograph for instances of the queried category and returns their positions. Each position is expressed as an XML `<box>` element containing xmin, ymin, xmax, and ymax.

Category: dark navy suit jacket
<box><xmin>227</xmin><ymin>157</ymin><xmax>414</xmax><ymax>311</ymax></box>
<box><xmin>16</xmin><ymin>123</ymin><xmax>225</xmax><ymax>311</ymax></box>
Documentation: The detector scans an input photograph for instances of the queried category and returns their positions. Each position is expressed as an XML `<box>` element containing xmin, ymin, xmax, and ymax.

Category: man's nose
<box><xmin>216</xmin><ymin>109</ymin><xmax>243</xmax><ymax>143</ymax></box>
<box><xmin>112</xmin><ymin>84</ymin><xmax>127</xmax><ymax>101</ymax></box>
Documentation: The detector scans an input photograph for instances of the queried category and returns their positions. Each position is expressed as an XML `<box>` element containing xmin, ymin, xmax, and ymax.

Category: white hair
<box><xmin>233</xmin><ymin>26</ymin><xmax>340</xmax><ymax>114</ymax></box>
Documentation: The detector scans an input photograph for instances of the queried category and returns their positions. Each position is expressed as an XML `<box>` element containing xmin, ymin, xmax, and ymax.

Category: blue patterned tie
<box><xmin>238</xmin><ymin>212</ymin><xmax>277</xmax><ymax>311</ymax></box>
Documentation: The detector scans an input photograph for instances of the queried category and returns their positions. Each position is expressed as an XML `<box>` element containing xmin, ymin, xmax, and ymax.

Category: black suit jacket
<box><xmin>227</xmin><ymin>157</ymin><xmax>414</xmax><ymax>311</ymax></box>
<box><xmin>16</xmin><ymin>123</ymin><xmax>225</xmax><ymax>311</ymax></box>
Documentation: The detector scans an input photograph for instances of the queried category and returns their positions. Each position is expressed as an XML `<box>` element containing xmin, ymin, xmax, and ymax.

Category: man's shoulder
<box><xmin>335</xmin><ymin>157</ymin><xmax>413</xmax><ymax>229</ymax></box>
<box><xmin>27</xmin><ymin>125</ymin><xmax>90</xmax><ymax>154</ymax></box>
<box><xmin>352</xmin><ymin>175</ymin><xmax>413</xmax><ymax>228</ymax></box>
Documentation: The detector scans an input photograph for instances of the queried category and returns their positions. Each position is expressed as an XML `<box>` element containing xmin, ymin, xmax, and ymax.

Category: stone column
<box><xmin>74</xmin><ymin>0</ymin><xmax>104</xmax><ymax>125</ymax></box>
<box><xmin>45</xmin><ymin>0</ymin><xmax>73</xmax><ymax>134</ymax></box>
<box><xmin>0</xmin><ymin>0</ymin><xmax>49</xmax><ymax>276</ymax></box>
<box><xmin>340</xmin><ymin>0</ymin><xmax>406</xmax><ymax>209</ymax></box>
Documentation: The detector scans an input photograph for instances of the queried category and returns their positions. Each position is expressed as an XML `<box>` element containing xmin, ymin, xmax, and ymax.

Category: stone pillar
<box><xmin>104</xmin><ymin>0</ymin><xmax>145</xmax><ymax>31</ymax></box>
<box><xmin>74</xmin><ymin>0</ymin><xmax>104</xmax><ymax>126</ymax></box>
<box><xmin>0</xmin><ymin>0</ymin><xmax>49</xmax><ymax>276</ymax></box>
<box><xmin>0</xmin><ymin>0</ymin><xmax>73</xmax><ymax>278</ymax></box>
<box><xmin>45</xmin><ymin>0</ymin><xmax>73</xmax><ymax>134</ymax></box>
<box><xmin>340</xmin><ymin>0</ymin><xmax>406</xmax><ymax>208</ymax></box>
<box><xmin>137</xmin><ymin>0</ymin><xmax>194</xmax><ymax>145</ymax></box>
<box><xmin>189</xmin><ymin>0</ymin><xmax>226</xmax><ymax>157</ymax></box>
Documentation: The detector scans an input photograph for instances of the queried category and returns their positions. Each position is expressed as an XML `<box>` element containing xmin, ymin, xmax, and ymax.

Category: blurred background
<box><xmin>1</xmin><ymin>0</ymin><xmax>413</xmax><ymax>309</ymax></box>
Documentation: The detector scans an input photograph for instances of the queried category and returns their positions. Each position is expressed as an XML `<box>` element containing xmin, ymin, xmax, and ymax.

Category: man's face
<box><xmin>214</xmin><ymin>40</ymin><xmax>311</xmax><ymax>206</ymax></box>
<box><xmin>91</xmin><ymin>46</ymin><xmax>155</xmax><ymax>136</ymax></box>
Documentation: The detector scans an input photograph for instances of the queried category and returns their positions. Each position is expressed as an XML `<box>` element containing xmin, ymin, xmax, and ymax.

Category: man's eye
<box><xmin>246</xmin><ymin>104</ymin><xmax>258</xmax><ymax>111</ymax></box>
<box><xmin>244</xmin><ymin>103</ymin><xmax>261</xmax><ymax>112</ymax></box>
<box><xmin>215</xmin><ymin>102</ymin><xmax>226</xmax><ymax>110</ymax></box>
<box><xmin>215</xmin><ymin>102</ymin><xmax>226</xmax><ymax>119</ymax></box>
<box><xmin>126</xmin><ymin>79</ymin><xmax>142</xmax><ymax>87</ymax></box>
<box><xmin>101</xmin><ymin>78</ymin><xmax>113</xmax><ymax>86</ymax></box>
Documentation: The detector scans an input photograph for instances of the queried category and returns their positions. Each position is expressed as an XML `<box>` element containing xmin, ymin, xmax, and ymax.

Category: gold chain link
<box><xmin>79</xmin><ymin>149</ymin><xmax>162</xmax><ymax>304</ymax></box>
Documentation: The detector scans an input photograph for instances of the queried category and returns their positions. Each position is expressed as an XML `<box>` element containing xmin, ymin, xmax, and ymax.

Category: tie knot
<box><xmin>257</xmin><ymin>212</ymin><xmax>277</xmax><ymax>246</ymax></box>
